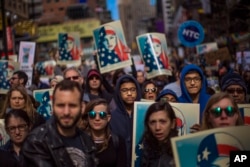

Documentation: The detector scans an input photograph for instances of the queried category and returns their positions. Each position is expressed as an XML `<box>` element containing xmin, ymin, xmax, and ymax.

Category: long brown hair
<box><xmin>1</xmin><ymin>86</ymin><xmax>36</xmax><ymax>124</ymax></box>
<box><xmin>84</xmin><ymin>98</ymin><xmax>111</xmax><ymax>153</ymax></box>
<box><xmin>143</xmin><ymin>101</ymin><xmax>178</xmax><ymax>156</ymax></box>
<box><xmin>201</xmin><ymin>92</ymin><xmax>244</xmax><ymax>130</ymax></box>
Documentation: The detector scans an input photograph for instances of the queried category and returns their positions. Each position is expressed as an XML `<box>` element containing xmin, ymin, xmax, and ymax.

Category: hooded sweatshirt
<box><xmin>84</xmin><ymin>69</ymin><xmax>113</xmax><ymax>103</ymax></box>
<box><xmin>110</xmin><ymin>75</ymin><xmax>141</xmax><ymax>167</ymax></box>
<box><xmin>178</xmin><ymin>64</ymin><xmax>210</xmax><ymax>121</ymax></box>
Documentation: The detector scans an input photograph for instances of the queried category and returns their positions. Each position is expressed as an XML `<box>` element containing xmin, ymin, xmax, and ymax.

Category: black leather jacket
<box><xmin>22</xmin><ymin>117</ymin><xmax>97</xmax><ymax>167</ymax></box>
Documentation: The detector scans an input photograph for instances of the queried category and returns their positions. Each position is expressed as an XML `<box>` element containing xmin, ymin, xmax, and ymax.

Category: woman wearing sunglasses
<box><xmin>142</xmin><ymin>80</ymin><xmax>159</xmax><ymax>101</ymax></box>
<box><xmin>201</xmin><ymin>92</ymin><xmax>244</xmax><ymax>130</ymax></box>
<box><xmin>83</xmin><ymin>98</ymin><xmax>127</xmax><ymax>167</ymax></box>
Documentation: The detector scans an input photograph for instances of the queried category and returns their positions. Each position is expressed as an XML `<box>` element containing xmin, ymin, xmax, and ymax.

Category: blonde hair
<box><xmin>201</xmin><ymin>92</ymin><xmax>244</xmax><ymax>130</ymax></box>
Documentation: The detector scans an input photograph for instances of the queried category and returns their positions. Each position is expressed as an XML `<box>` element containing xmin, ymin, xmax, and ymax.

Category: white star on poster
<box><xmin>197</xmin><ymin>154</ymin><xmax>201</xmax><ymax>162</ymax></box>
<box><xmin>132</xmin><ymin>151</ymin><xmax>139</xmax><ymax>162</ymax></box>
<box><xmin>138</xmin><ymin>144</ymin><xmax>144</xmax><ymax>150</ymax></box>
<box><xmin>108</xmin><ymin>56</ymin><xmax>112</xmax><ymax>59</ymax></box>
<box><xmin>202</xmin><ymin>147</ymin><xmax>211</xmax><ymax>160</ymax></box>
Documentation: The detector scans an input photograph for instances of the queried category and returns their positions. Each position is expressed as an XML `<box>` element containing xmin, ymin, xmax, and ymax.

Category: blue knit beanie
<box><xmin>156</xmin><ymin>89</ymin><xmax>178</xmax><ymax>102</ymax></box>
<box><xmin>221</xmin><ymin>72</ymin><xmax>247</xmax><ymax>94</ymax></box>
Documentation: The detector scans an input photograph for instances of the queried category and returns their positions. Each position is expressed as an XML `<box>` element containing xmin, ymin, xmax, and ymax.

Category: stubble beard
<box><xmin>55</xmin><ymin>111</ymin><xmax>82</xmax><ymax>130</ymax></box>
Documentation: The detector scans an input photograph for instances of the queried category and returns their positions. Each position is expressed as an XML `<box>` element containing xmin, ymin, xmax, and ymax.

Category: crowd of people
<box><xmin>0</xmin><ymin>46</ymin><xmax>249</xmax><ymax>167</ymax></box>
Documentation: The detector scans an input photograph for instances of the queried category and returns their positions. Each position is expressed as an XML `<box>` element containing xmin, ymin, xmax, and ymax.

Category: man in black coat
<box><xmin>22</xmin><ymin>80</ymin><xmax>97</xmax><ymax>167</ymax></box>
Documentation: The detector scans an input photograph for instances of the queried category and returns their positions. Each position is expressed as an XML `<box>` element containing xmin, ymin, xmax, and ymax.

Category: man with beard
<box><xmin>22</xmin><ymin>80</ymin><xmax>97</xmax><ymax>167</ymax></box>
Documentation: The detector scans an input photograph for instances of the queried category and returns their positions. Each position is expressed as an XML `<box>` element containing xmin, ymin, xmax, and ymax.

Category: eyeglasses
<box><xmin>226</xmin><ymin>88</ymin><xmax>244</xmax><ymax>94</ymax></box>
<box><xmin>184</xmin><ymin>77</ymin><xmax>201</xmax><ymax>83</ymax></box>
<box><xmin>120</xmin><ymin>87</ymin><xmax>136</xmax><ymax>94</ymax></box>
<box><xmin>10</xmin><ymin>77</ymin><xmax>19</xmax><ymax>80</ymax></box>
<box><xmin>144</xmin><ymin>88</ymin><xmax>157</xmax><ymax>93</ymax></box>
<box><xmin>7</xmin><ymin>124</ymin><xmax>28</xmax><ymax>133</ymax></box>
<box><xmin>210</xmin><ymin>106</ymin><xmax>236</xmax><ymax>117</ymax></box>
<box><xmin>160</xmin><ymin>97</ymin><xmax>177</xmax><ymax>103</ymax></box>
<box><xmin>65</xmin><ymin>76</ymin><xmax>80</xmax><ymax>80</ymax></box>
<box><xmin>88</xmin><ymin>111</ymin><xmax>108</xmax><ymax>119</ymax></box>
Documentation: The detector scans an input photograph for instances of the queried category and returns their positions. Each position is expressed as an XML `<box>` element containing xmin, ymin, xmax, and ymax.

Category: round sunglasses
<box><xmin>210</xmin><ymin>106</ymin><xmax>236</xmax><ymax>117</ymax></box>
<box><xmin>88</xmin><ymin>111</ymin><xmax>108</xmax><ymax>119</ymax></box>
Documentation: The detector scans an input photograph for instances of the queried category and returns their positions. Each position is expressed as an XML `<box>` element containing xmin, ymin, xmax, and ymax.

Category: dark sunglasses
<box><xmin>210</xmin><ymin>106</ymin><xmax>236</xmax><ymax>117</ymax></box>
<box><xmin>144</xmin><ymin>88</ymin><xmax>157</xmax><ymax>93</ymax></box>
<box><xmin>226</xmin><ymin>88</ymin><xmax>244</xmax><ymax>94</ymax></box>
<box><xmin>65</xmin><ymin>76</ymin><xmax>80</xmax><ymax>80</ymax></box>
<box><xmin>88</xmin><ymin>111</ymin><xmax>108</xmax><ymax>119</ymax></box>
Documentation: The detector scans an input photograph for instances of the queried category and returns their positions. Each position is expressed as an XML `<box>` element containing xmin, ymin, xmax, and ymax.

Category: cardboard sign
<box><xmin>33</xmin><ymin>89</ymin><xmax>54</xmax><ymax>120</ymax></box>
<box><xmin>136</xmin><ymin>33</ymin><xmax>172</xmax><ymax>79</ymax></box>
<box><xmin>171</xmin><ymin>126</ymin><xmax>250</xmax><ymax>167</ymax></box>
<box><xmin>93</xmin><ymin>20</ymin><xmax>132</xmax><ymax>74</ymax></box>
<box><xmin>132</xmin><ymin>102</ymin><xmax>199</xmax><ymax>167</ymax></box>
<box><xmin>204</xmin><ymin>47</ymin><xmax>231</xmax><ymax>65</ymax></box>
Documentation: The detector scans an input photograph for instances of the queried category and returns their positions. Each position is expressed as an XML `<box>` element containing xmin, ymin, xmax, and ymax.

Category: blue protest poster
<box><xmin>132</xmin><ymin>102</ymin><xmax>199</xmax><ymax>167</ymax></box>
<box><xmin>178</xmin><ymin>20</ymin><xmax>204</xmax><ymax>47</ymax></box>
<box><xmin>136</xmin><ymin>33</ymin><xmax>172</xmax><ymax>79</ymax></box>
<box><xmin>33</xmin><ymin>89</ymin><xmax>54</xmax><ymax>120</ymax></box>
<box><xmin>171</xmin><ymin>126</ymin><xmax>250</xmax><ymax>167</ymax></box>
<box><xmin>93</xmin><ymin>20</ymin><xmax>132</xmax><ymax>74</ymax></box>
<box><xmin>0</xmin><ymin>60</ymin><xmax>19</xmax><ymax>94</ymax></box>
<box><xmin>58</xmin><ymin>32</ymin><xmax>81</xmax><ymax>67</ymax></box>
<box><xmin>35</xmin><ymin>60</ymin><xmax>56</xmax><ymax>78</ymax></box>
<box><xmin>238</xmin><ymin>104</ymin><xmax>250</xmax><ymax>125</ymax></box>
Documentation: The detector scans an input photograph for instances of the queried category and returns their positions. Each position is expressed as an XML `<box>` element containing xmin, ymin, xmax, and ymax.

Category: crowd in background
<box><xmin>0</xmin><ymin>44</ymin><xmax>249</xmax><ymax>167</ymax></box>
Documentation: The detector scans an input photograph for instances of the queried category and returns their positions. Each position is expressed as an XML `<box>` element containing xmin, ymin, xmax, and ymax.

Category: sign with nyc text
<box><xmin>178</xmin><ymin>20</ymin><xmax>204</xmax><ymax>47</ymax></box>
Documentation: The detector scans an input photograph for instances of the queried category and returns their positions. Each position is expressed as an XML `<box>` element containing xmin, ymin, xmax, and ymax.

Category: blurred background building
<box><xmin>0</xmin><ymin>0</ymin><xmax>249</xmax><ymax>61</ymax></box>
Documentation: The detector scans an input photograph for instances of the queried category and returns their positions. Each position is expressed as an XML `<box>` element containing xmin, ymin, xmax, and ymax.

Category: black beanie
<box><xmin>221</xmin><ymin>72</ymin><xmax>247</xmax><ymax>94</ymax></box>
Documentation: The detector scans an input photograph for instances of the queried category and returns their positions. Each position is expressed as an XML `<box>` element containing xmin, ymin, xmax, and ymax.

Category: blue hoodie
<box><xmin>110</xmin><ymin>75</ymin><xmax>141</xmax><ymax>167</ymax></box>
<box><xmin>178</xmin><ymin>64</ymin><xmax>210</xmax><ymax>122</ymax></box>
<box><xmin>156</xmin><ymin>89</ymin><xmax>178</xmax><ymax>102</ymax></box>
